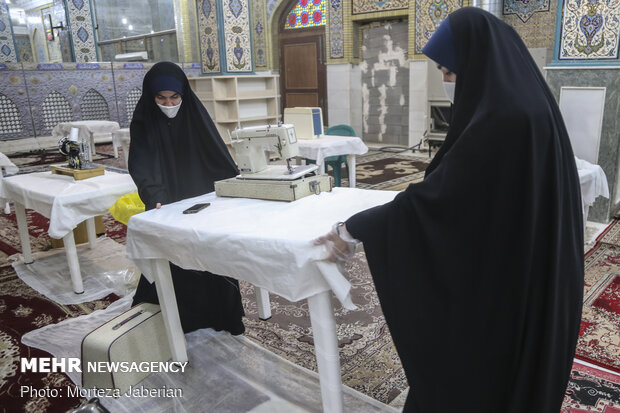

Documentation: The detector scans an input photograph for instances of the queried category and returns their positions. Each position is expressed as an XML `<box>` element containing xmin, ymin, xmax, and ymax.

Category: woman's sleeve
<box><xmin>128</xmin><ymin>122</ymin><xmax>167</xmax><ymax>210</ymax></box>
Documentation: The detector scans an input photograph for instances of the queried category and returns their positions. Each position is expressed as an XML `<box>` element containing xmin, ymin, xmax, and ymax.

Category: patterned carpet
<box><xmin>1</xmin><ymin>149</ymin><xmax>619</xmax><ymax>412</ymax></box>
<box><xmin>578</xmin><ymin>224</ymin><xmax>620</xmax><ymax>374</ymax></box>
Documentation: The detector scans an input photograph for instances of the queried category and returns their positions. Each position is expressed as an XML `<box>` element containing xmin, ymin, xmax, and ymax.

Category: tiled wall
<box><xmin>0</xmin><ymin>62</ymin><xmax>199</xmax><ymax>140</ymax></box>
<box><xmin>502</xmin><ymin>0</ymin><xmax>556</xmax><ymax>49</ymax></box>
<box><xmin>546</xmin><ymin>68</ymin><xmax>620</xmax><ymax>223</ymax></box>
<box><xmin>555</xmin><ymin>0</ymin><xmax>620</xmax><ymax>63</ymax></box>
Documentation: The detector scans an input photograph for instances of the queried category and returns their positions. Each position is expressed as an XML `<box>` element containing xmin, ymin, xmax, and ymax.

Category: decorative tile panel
<box><xmin>559</xmin><ymin>0</ymin><xmax>620</xmax><ymax>60</ymax></box>
<box><xmin>414</xmin><ymin>0</ymin><xmax>463</xmax><ymax>55</ymax></box>
<box><xmin>0</xmin><ymin>62</ymin><xmax>35</xmax><ymax>139</ymax></box>
<box><xmin>223</xmin><ymin>0</ymin><xmax>253</xmax><ymax>72</ymax></box>
<box><xmin>111</xmin><ymin>62</ymin><xmax>154</xmax><ymax>127</ymax></box>
<box><xmin>21</xmin><ymin>62</ymin><xmax>118</xmax><ymax>133</ymax></box>
<box><xmin>0</xmin><ymin>1</ymin><xmax>16</xmax><ymax>62</ymax></box>
<box><xmin>0</xmin><ymin>93</ymin><xmax>24</xmax><ymax>134</ymax></box>
<box><xmin>251</xmin><ymin>0</ymin><xmax>268</xmax><ymax>67</ymax></box>
<box><xmin>81</xmin><ymin>88</ymin><xmax>110</xmax><ymax>120</ymax></box>
<box><xmin>503</xmin><ymin>0</ymin><xmax>549</xmax><ymax>23</ymax></box>
<box><xmin>14</xmin><ymin>36</ymin><xmax>34</xmax><ymax>63</ymax></box>
<box><xmin>126</xmin><ymin>87</ymin><xmax>142</xmax><ymax>122</ymax></box>
<box><xmin>42</xmin><ymin>90</ymin><xmax>73</xmax><ymax>129</ymax></box>
<box><xmin>66</xmin><ymin>0</ymin><xmax>98</xmax><ymax>62</ymax></box>
<box><xmin>502</xmin><ymin>0</ymin><xmax>556</xmax><ymax>48</ymax></box>
<box><xmin>353</xmin><ymin>0</ymin><xmax>408</xmax><ymax>15</ymax></box>
<box><xmin>330</xmin><ymin>0</ymin><xmax>345</xmax><ymax>58</ymax></box>
<box><xmin>197</xmin><ymin>0</ymin><xmax>222</xmax><ymax>74</ymax></box>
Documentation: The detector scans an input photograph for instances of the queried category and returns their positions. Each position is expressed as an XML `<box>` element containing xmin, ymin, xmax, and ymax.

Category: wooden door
<box><xmin>279</xmin><ymin>27</ymin><xmax>328</xmax><ymax>124</ymax></box>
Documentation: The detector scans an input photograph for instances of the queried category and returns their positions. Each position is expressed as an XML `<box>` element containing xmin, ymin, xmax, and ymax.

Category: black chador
<box><xmin>128</xmin><ymin>62</ymin><xmax>245</xmax><ymax>335</ymax></box>
<box><xmin>346</xmin><ymin>8</ymin><xmax>584</xmax><ymax>413</ymax></box>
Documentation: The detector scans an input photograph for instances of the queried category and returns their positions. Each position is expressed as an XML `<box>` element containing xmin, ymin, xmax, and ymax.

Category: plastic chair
<box><xmin>305</xmin><ymin>124</ymin><xmax>356</xmax><ymax>187</ymax></box>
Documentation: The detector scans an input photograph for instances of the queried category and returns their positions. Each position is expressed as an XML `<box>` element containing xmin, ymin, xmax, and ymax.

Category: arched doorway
<box><xmin>277</xmin><ymin>0</ymin><xmax>328</xmax><ymax>125</ymax></box>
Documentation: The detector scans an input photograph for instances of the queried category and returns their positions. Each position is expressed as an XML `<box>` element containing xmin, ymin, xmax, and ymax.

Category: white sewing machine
<box><xmin>231</xmin><ymin>124</ymin><xmax>318</xmax><ymax>180</ymax></box>
<box><xmin>215</xmin><ymin>124</ymin><xmax>332</xmax><ymax>201</ymax></box>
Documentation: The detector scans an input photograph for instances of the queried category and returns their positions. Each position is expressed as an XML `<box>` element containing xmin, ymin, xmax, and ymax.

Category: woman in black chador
<box><xmin>316</xmin><ymin>8</ymin><xmax>583</xmax><ymax>412</ymax></box>
<box><xmin>128</xmin><ymin>61</ymin><xmax>245</xmax><ymax>335</ymax></box>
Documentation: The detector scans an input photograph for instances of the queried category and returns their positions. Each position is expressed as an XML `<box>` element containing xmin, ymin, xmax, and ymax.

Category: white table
<box><xmin>297</xmin><ymin>135</ymin><xmax>368</xmax><ymax>187</ymax></box>
<box><xmin>52</xmin><ymin>121</ymin><xmax>121</xmax><ymax>161</ymax></box>
<box><xmin>112</xmin><ymin>128</ymin><xmax>131</xmax><ymax>166</ymax></box>
<box><xmin>125</xmin><ymin>188</ymin><xmax>397</xmax><ymax>413</ymax></box>
<box><xmin>0</xmin><ymin>171</ymin><xmax>136</xmax><ymax>293</ymax></box>
<box><xmin>0</xmin><ymin>152</ymin><xmax>19</xmax><ymax>214</ymax></box>
<box><xmin>576</xmin><ymin>157</ymin><xmax>609</xmax><ymax>231</ymax></box>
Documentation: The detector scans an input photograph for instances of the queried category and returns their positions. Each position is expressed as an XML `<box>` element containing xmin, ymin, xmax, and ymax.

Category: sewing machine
<box><xmin>215</xmin><ymin>124</ymin><xmax>332</xmax><ymax>201</ymax></box>
<box><xmin>51</xmin><ymin>127</ymin><xmax>104</xmax><ymax>180</ymax></box>
<box><xmin>231</xmin><ymin>124</ymin><xmax>318</xmax><ymax>180</ymax></box>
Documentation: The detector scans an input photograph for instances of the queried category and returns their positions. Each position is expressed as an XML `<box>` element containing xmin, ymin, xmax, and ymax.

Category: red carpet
<box><xmin>578</xmin><ymin>242</ymin><xmax>620</xmax><ymax>373</ymax></box>
<box><xmin>597</xmin><ymin>219</ymin><xmax>620</xmax><ymax>247</ymax></box>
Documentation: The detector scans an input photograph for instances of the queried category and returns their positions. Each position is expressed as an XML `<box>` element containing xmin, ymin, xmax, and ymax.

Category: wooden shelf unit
<box><xmin>188</xmin><ymin>75</ymin><xmax>280</xmax><ymax>145</ymax></box>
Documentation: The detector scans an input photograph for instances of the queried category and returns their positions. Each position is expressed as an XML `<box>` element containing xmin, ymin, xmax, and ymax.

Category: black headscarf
<box><xmin>346</xmin><ymin>7</ymin><xmax>583</xmax><ymax>412</ymax></box>
<box><xmin>129</xmin><ymin>62</ymin><xmax>238</xmax><ymax>210</ymax></box>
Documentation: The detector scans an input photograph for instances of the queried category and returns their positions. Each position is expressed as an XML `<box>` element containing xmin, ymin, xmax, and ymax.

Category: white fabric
<box><xmin>11</xmin><ymin>237</ymin><xmax>139</xmax><ymax>304</ymax></box>
<box><xmin>0</xmin><ymin>171</ymin><xmax>137</xmax><ymax>238</ymax></box>
<box><xmin>52</xmin><ymin>120</ymin><xmax>120</xmax><ymax>142</ymax></box>
<box><xmin>297</xmin><ymin>135</ymin><xmax>368</xmax><ymax>166</ymax></box>
<box><xmin>112</xmin><ymin>128</ymin><xmax>131</xmax><ymax>147</ymax></box>
<box><xmin>23</xmin><ymin>298</ymin><xmax>396</xmax><ymax>412</ymax></box>
<box><xmin>576</xmin><ymin>156</ymin><xmax>609</xmax><ymax>206</ymax></box>
<box><xmin>126</xmin><ymin>188</ymin><xmax>397</xmax><ymax>309</ymax></box>
<box><xmin>0</xmin><ymin>152</ymin><xmax>19</xmax><ymax>175</ymax></box>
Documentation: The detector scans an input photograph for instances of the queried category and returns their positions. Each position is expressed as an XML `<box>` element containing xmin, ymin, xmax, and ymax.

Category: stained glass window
<box><xmin>284</xmin><ymin>0</ymin><xmax>327</xmax><ymax>30</ymax></box>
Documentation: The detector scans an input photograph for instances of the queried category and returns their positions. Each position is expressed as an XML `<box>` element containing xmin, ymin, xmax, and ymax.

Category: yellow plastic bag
<box><xmin>109</xmin><ymin>192</ymin><xmax>145</xmax><ymax>226</ymax></box>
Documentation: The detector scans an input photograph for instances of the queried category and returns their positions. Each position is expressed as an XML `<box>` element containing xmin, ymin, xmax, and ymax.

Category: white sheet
<box><xmin>22</xmin><ymin>298</ymin><xmax>396</xmax><ymax>412</ymax></box>
<box><xmin>0</xmin><ymin>171</ymin><xmax>136</xmax><ymax>238</ymax></box>
<box><xmin>576</xmin><ymin>157</ymin><xmax>609</xmax><ymax>206</ymax></box>
<box><xmin>11</xmin><ymin>237</ymin><xmax>139</xmax><ymax>304</ymax></box>
<box><xmin>0</xmin><ymin>152</ymin><xmax>19</xmax><ymax>175</ymax></box>
<box><xmin>297</xmin><ymin>135</ymin><xmax>368</xmax><ymax>166</ymax></box>
<box><xmin>51</xmin><ymin>120</ymin><xmax>120</xmax><ymax>142</ymax></box>
<box><xmin>125</xmin><ymin>188</ymin><xmax>397</xmax><ymax>309</ymax></box>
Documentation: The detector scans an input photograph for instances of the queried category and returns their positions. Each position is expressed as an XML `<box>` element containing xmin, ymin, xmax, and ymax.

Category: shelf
<box><xmin>239</xmin><ymin>115</ymin><xmax>279</xmax><ymax>122</ymax></box>
<box><xmin>188</xmin><ymin>75</ymin><xmax>280</xmax><ymax>151</ymax></box>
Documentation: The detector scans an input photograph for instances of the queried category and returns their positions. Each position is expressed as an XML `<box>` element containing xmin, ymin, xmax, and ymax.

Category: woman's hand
<box><xmin>314</xmin><ymin>223</ymin><xmax>358</xmax><ymax>263</ymax></box>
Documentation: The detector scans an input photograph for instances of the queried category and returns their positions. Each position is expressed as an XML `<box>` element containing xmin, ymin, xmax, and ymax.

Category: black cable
<box><xmin>376</xmin><ymin>131</ymin><xmax>427</xmax><ymax>153</ymax></box>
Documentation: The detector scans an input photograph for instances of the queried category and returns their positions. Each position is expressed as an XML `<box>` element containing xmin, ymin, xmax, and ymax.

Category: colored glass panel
<box><xmin>284</xmin><ymin>0</ymin><xmax>327</xmax><ymax>29</ymax></box>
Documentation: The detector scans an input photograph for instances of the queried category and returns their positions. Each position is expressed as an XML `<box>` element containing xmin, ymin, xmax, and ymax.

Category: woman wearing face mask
<box><xmin>315</xmin><ymin>7</ymin><xmax>583</xmax><ymax>412</ymax></box>
<box><xmin>128</xmin><ymin>61</ymin><xmax>245</xmax><ymax>335</ymax></box>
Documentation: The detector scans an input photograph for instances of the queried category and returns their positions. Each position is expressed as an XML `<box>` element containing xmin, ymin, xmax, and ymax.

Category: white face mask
<box><xmin>157</xmin><ymin>100</ymin><xmax>182</xmax><ymax>118</ymax></box>
<box><xmin>443</xmin><ymin>81</ymin><xmax>456</xmax><ymax>104</ymax></box>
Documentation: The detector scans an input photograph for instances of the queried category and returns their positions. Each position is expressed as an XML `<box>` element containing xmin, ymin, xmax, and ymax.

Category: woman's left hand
<box><xmin>314</xmin><ymin>223</ymin><xmax>357</xmax><ymax>263</ymax></box>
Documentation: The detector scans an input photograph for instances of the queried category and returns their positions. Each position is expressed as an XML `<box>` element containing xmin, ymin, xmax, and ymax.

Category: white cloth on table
<box><xmin>125</xmin><ymin>187</ymin><xmax>397</xmax><ymax>310</ymax></box>
<box><xmin>0</xmin><ymin>152</ymin><xmax>18</xmax><ymax>175</ymax></box>
<box><xmin>575</xmin><ymin>156</ymin><xmax>609</xmax><ymax>206</ymax></box>
<box><xmin>52</xmin><ymin>120</ymin><xmax>120</xmax><ymax>143</ymax></box>
<box><xmin>297</xmin><ymin>135</ymin><xmax>368</xmax><ymax>165</ymax></box>
<box><xmin>0</xmin><ymin>171</ymin><xmax>136</xmax><ymax>238</ymax></box>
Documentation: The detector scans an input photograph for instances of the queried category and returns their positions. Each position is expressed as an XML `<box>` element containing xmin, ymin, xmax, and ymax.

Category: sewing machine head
<box><xmin>231</xmin><ymin>124</ymin><xmax>299</xmax><ymax>174</ymax></box>
<box><xmin>58</xmin><ymin>127</ymin><xmax>87</xmax><ymax>169</ymax></box>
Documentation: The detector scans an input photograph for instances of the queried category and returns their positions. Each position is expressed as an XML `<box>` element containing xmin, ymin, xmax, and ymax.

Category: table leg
<box><xmin>14</xmin><ymin>202</ymin><xmax>33</xmax><ymax>264</ymax></box>
<box><xmin>346</xmin><ymin>155</ymin><xmax>357</xmax><ymax>188</ymax></box>
<box><xmin>151</xmin><ymin>259</ymin><xmax>188</xmax><ymax>363</ymax></box>
<box><xmin>85</xmin><ymin>217</ymin><xmax>97</xmax><ymax>249</ymax></box>
<box><xmin>583</xmin><ymin>204</ymin><xmax>589</xmax><ymax>236</ymax></box>
<box><xmin>254</xmin><ymin>286</ymin><xmax>272</xmax><ymax>320</ymax></box>
<box><xmin>308</xmin><ymin>291</ymin><xmax>343</xmax><ymax>413</ymax></box>
<box><xmin>121</xmin><ymin>143</ymin><xmax>130</xmax><ymax>168</ymax></box>
<box><xmin>318</xmin><ymin>161</ymin><xmax>326</xmax><ymax>174</ymax></box>
<box><xmin>62</xmin><ymin>230</ymin><xmax>84</xmax><ymax>294</ymax></box>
